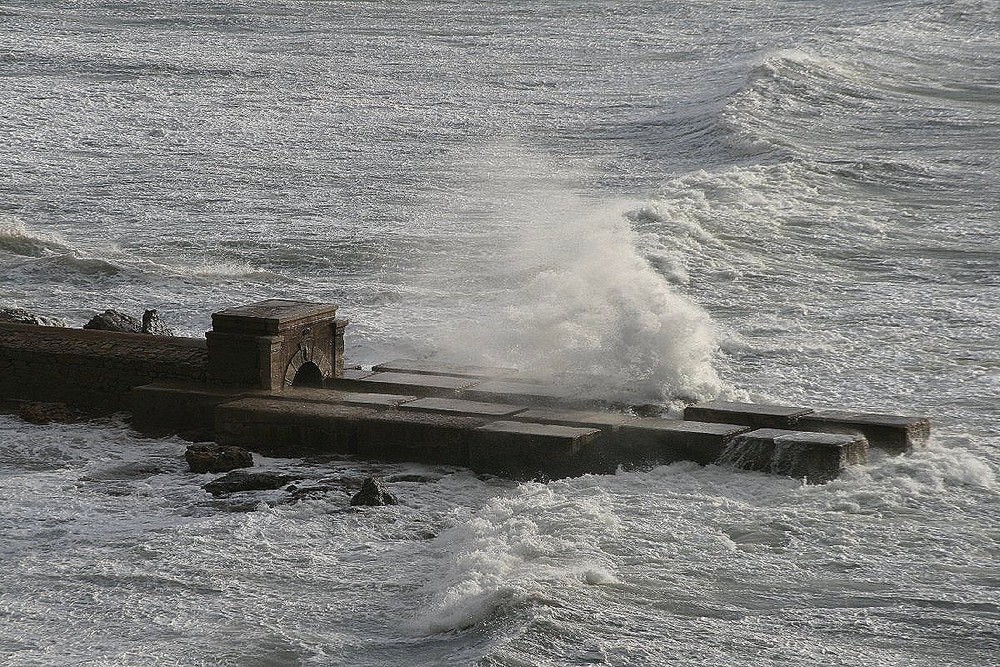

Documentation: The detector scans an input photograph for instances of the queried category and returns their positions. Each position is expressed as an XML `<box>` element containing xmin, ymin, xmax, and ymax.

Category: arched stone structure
<box><xmin>206</xmin><ymin>300</ymin><xmax>347</xmax><ymax>390</ymax></box>
<box><xmin>290</xmin><ymin>361</ymin><xmax>325</xmax><ymax>388</ymax></box>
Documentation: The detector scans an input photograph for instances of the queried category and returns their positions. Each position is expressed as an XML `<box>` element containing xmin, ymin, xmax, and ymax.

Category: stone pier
<box><xmin>1</xmin><ymin>299</ymin><xmax>931</xmax><ymax>483</ymax></box>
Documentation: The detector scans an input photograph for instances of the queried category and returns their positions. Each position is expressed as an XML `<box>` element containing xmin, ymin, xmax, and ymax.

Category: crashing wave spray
<box><xmin>424</xmin><ymin>149</ymin><xmax>724</xmax><ymax>405</ymax></box>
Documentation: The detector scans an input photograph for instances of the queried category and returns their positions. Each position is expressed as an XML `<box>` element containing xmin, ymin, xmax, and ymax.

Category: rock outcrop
<box><xmin>82</xmin><ymin>308</ymin><xmax>175</xmax><ymax>335</ymax></box>
<box><xmin>18</xmin><ymin>401</ymin><xmax>79</xmax><ymax>424</ymax></box>
<box><xmin>185</xmin><ymin>443</ymin><xmax>253</xmax><ymax>473</ymax></box>
<box><xmin>141</xmin><ymin>309</ymin><xmax>175</xmax><ymax>336</ymax></box>
<box><xmin>0</xmin><ymin>307</ymin><xmax>68</xmax><ymax>327</ymax></box>
<box><xmin>202</xmin><ymin>471</ymin><xmax>302</xmax><ymax>496</ymax></box>
<box><xmin>350</xmin><ymin>476</ymin><xmax>398</xmax><ymax>506</ymax></box>
<box><xmin>83</xmin><ymin>309</ymin><xmax>143</xmax><ymax>333</ymax></box>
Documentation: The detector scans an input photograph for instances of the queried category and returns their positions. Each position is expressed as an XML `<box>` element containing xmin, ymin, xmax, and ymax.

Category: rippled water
<box><xmin>2</xmin><ymin>1</ymin><xmax>998</xmax><ymax>665</ymax></box>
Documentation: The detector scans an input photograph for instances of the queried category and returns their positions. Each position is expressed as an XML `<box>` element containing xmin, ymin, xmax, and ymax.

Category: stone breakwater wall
<box><xmin>1</xmin><ymin>299</ymin><xmax>930</xmax><ymax>484</ymax></box>
<box><xmin>0</xmin><ymin>322</ymin><xmax>209</xmax><ymax>411</ymax></box>
<box><xmin>0</xmin><ymin>300</ymin><xmax>346</xmax><ymax>413</ymax></box>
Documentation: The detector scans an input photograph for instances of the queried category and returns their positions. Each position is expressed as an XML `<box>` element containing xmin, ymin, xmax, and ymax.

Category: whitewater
<box><xmin>1</xmin><ymin>1</ymin><xmax>997</xmax><ymax>665</ymax></box>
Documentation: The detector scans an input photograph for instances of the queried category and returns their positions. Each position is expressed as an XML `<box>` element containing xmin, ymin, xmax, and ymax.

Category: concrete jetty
<box><xmin>0</xmin><ymin>299</ymin><xmax>930</xmax><ymax>483</ymax></box>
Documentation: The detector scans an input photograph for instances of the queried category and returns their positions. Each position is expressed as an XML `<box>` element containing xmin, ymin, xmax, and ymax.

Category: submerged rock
<box><xmin>185</xmin><ymin>443</ymin><xmax>253</xmax><ymax>473</ymax></box>
<box><xmin>202</xmin><ymin>471</ymin><xmax>302</xmax><ymax>496</ymax></box>
<box><xmin>350</xmin><ymin>476</ymin><xmax>398</xmax><ymax>506</ymax></box>
<box><xmin>0</xmin><ymin>307</ymin><xmax>68</xmax><ymax>327</ymax></box>
<box><xmin>629</xmin><ymin>403</ymin><xmax>668</xmax><ymax>418</ymax></box>
<box><xmin>385</xmin><ymin>473</ymin><xmax>442</xmax><ymax>483</ymax></box>
<box><xmin>83</xmin><ymin>309</ymin><xmax>142</xmax><ymax>333</ymax></box>
<box><xmin>18</xmin><ymin>402</ymin><xmax>79</xmax><ymax>424</ymax></box>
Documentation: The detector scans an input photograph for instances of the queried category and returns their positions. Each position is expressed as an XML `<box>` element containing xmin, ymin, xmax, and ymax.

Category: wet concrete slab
<box><xmin>684</xmin><ymin>401</ymin><xmax>813</xmax><ymax>429</ymax></box>
<box><xmin>509</xmin><ymin>408</ymin><xmax>638</xmax><ymax>430</ymax></box>
<box><xmin>372</xmin><ymin>358</ymin><xmax>518</xmax><ymax>379</ymax></box>
<box><xmin>323</xmin><ymin>368</ymin><xmax>375</xmax><ymax>392</ymax></box>
<box><xmin>354</xmin><ymin>410</ymin><xmax>488</xmax><ymax>466</ymax></box>
<box><xmin>340</xmin><ymin>369</ymin><xmax>374</xmax><ymax>380</ymax></box>
<box><xmin>721</xmin><ymin>428</ymin><xmax>868</xmax><ymax>484</ymax></box>
<box><xmin>618</xmin><ymin>419</ymin><xmax>752</xmax><ymax>466</ymax></box>
<box><xmin>470</xmin><ymin>420</ymin><xmax>602</xmax><ymax>480</ymax></box>
<box><xmin>797</xmin><ymin>409</ymin><xmax>929</xmax><ymax>453</ymax></box>
<box><xmin>461</xmin><ymin>379</ymin><xmax>582</xmax><ymax>407</ymax></box>
<box><xmin>267</xmin><ymin>387</ymin><xmax>417</xmax><ymax>410</ymax></box>
<box><xmin>215</xmin><ymin>397</ymin><xmax>378</xmax><ymax>455</ymax></box>
<box><xmin>330</xmin><ymin>371</ymin><xmax>478</xmax><ymax>397</ymax></box>
<box><xmin>398</xmin><ymin>397</ymin><xmax>527</xmax><ymax>418</ymax></box>
<box><xmin>131</xmin><ymin>381</ymin><xmax>256</xmax><ymax>432</ymax></box>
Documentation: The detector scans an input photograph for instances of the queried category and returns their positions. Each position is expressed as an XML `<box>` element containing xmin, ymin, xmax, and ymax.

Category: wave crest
<box><xmin>0</xmin><ymin>216</ymin><xmax>71</xmax><ymax>257</ymax></box>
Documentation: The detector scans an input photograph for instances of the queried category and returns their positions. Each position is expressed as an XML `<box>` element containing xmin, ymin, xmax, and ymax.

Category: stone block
<box><xmin>205</xmin><ymin>330</ymin><xmax>284</xmax><ymax>388</ymax></box>
<box><xmin>130</xmin><ymin>381</ymin><xmax>249</xmax><ymax>433</ymax></box>
<box><xmin>505</xmin><ymin>409</ymin><xmax>641</xmax><ymax>475</ymax></box>
<box><xmin>372</xmin><ymin>358</ymin><xmax>518</xmax><ymax>379</ymax></box>
<box><xmin>399</xmin><ymin>397</ymin><xmax>527</xmax><ymax>418</ymax></box>
<box><xmin>267</xmin><ymin>387</ymin><xmax>417</xmax><ymax>410</ymax></box>
<box><xmin>214</xmin><ymin>397</ymin><xmax>376</xmax><ymax>455</ymax></box>
<box><xmin>469</xmin><ymin>420</ymin><xmax>601</xmax><ymax>480</ymax></box>
<box><xmin>207</xmin><ymin>299</ymin><xmax>346</xmax><ymax>389</ymax></box>
<box><xmin>719</xmin><ymin>428</ymin><xmax>868</xmax><ymax>484</ymax></box>
<box><xmin>618</xmin><ymin>419</ymin><xmax>752</xmax><ymax>467</ymax></box>
<box><xmin>460</xmin><ymin>380</ymin><xmax>581</xmax><ymax>408</ymax></box>
<box><xmin>683</xmin><ymin>401</ymin><xmax>813</xmax><ymax>429</ymax></box>
<box><xmin>509</xmin><ymin>408</ymin><xmax>638</xmax><ymax>429</ymax></box>
<box><xmin>340</xmin><ymin>369</ymin><xmax>374</xmax><ymax>380</ymax></box>
<box><xmin>796</xmin><ymin>410</ymin><xmax>929</xmax><ymax>453</ymax></box>
<box><xmin>211</xmin><ymin>299</ymin><xmax>339</xmax><ymax>335</ymax></box>
<box><xmin>335</xmin><ymin>371</ymin><xmax>478</xmax><ymax>397</ymax></box>
<box><xmin>325</xmin><ymin>369</ymin><xmax>375</xmax><ymax>391</ymax></box>
<box><xmin>354</xmin><ymin>411</ymin><xmax>486</xmax><ymax>466</ymax></box>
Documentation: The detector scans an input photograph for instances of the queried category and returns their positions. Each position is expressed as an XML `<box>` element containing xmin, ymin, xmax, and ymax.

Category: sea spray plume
<box><xmin>427</xmin><ymin>165</ymin><xmax>725</xmax><ymax>404</ymax></box>
<box><xmin>505</xmin><ymin>198</ymin><xmax>723</xmax><ymax>402</ymax></box>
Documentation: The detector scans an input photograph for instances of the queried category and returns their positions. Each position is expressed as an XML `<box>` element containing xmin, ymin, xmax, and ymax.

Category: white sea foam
<box><xmin>1</xmin><ymin>2</ymin><xmax>998</xmax><ymax>665</ymax></box>
<box><xmin>407</xmin><ymin>481</ymin><xmax>620</xmax><ymax>635</ymax></box>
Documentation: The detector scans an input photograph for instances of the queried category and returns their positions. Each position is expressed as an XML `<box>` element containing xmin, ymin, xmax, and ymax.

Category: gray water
<box><xmin>1</xmin><ymin>1</ymin><xmax>998</xmax><ymax>665</ymax></box>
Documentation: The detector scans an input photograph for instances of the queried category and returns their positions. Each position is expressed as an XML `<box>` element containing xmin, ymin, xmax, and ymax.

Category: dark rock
<box><xmin>142</xmin><ymin>309</ymin><xmax>175</xmax><ymax>336</ymax></box>
<box><xmin>385</xmin><ymin>473</ymin><xmax>442</xmax><ymax>483</ymax></box>
<box><xmin>287</xmin><ymin>484</ymin><xmax>341</xmax><ymax>503</ymax></box>
<box><xmin>185</xmin><ymin>443</ymin><xmax>253</xmax><ymax>473</ymax></box>
<box><xmin>177</xmin><ymin>428</ymin><xmax>216</xmax><ymax>443</ymax></box>
<box><xmin>83</xmin><ymin>309</ymin><xmax>142</xmax><ymax>333</ymax></box>
<box><xmin>0</xmin><ymin>307</ymin><xmax>68</xmax><ymax>327</ymax></box>
<box><xmin>82</xmin><ymin>462</ymin><xmax>169</xmax><ymax>481</ymax></box>
<box><xmin>350</xmin><ymin>476</ymin><xmax>398</xmax><ymax>506</ymax></box>
<box><xmin>19</xmin><ymin>401</ymin><xmax>78</xmax><ymax>424</ymax></box>
<box><xmin>629</xmin><ymin>403</ymin><xmax>667</xmax><ymax>418</ymax></box>
<box><xmin>202</xmin><ymin>471</ymin><xmax>302</xmax><ymax>496</ymax></box>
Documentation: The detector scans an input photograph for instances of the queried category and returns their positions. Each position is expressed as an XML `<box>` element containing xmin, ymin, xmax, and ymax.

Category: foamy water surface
<box><xmin>1</xmin><ymin>1</ymin><xmax>998</xmax><ymax>665</ymax></box>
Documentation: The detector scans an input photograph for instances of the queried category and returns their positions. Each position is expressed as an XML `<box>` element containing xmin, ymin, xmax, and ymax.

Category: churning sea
<box><xmin>1</xmin><ymin>1</ymin><xmax>998</xmax><ymax>665</ymax></box>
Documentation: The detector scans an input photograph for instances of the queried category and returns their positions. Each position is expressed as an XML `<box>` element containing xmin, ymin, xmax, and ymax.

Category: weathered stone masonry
<box><xmin>0</xmin><ymin>322</ymin><xmax>209</xmax><ymax>411</ymax></box>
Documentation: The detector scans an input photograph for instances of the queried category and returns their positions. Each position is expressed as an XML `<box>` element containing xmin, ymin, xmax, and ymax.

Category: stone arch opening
<box><xmin>291</xmin><ymin>361</ymin><xmax>324</xmax><ymax>388</ymax></box>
